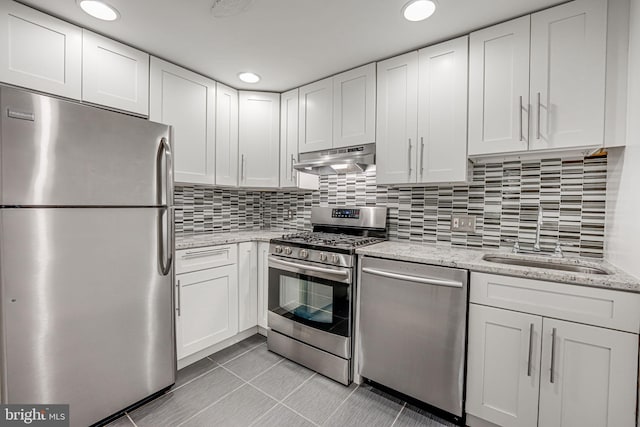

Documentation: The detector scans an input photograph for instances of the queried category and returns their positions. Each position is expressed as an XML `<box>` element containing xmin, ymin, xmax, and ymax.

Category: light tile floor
<box><xmin>106</xmin><ymin>334</ymin><xmax>455</xmax><ymax>427</ymax></box>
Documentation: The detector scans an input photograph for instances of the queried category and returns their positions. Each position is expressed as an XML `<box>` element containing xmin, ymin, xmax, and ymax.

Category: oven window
<box><xmin>269</xmin><ymin>268</ymin><xmax>351</xmax><ymax>337</ymax></box>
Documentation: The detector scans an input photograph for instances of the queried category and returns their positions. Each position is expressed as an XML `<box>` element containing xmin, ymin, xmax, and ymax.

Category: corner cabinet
<box><xmin>469</xmin><ymin>0</ymin><xmax>607</xmax><ymax>156</ymax></box>
<box><xmin>82</xmin><ymin>30</ymin><xmax>149</xmax><ymax>116</ymax></box>
<box><xmin>238</xmin><ymin>91</ymin><xmax>280</xmax><ymax>188</ymax></box>
<box><xmin>377</xmin><ymin>37</ymin><xmax>469</xmax><ymax>185</ymax></box>
<box><xmin>175</xmin><ymin>246</ymin><xmax>239</xmax><ymax>361</ymax></box>
<box><xmin>149</xmin><ymin>57</ymin><xmax>216</xmax><ymax>185</ymax></box>
<box><xmin>466</xmin><ymin>273</ymin><xmax>640</xmax><ymax>427</ymax></box>
<box><xmin>0</xmin><ymin>0</ymin><xmax>82</xmax><ymax>99</ymax></box>
<box><xmin>215</xmin><ymin>83</ymin><xmax>239</xmax><ymax>186</ymax></box>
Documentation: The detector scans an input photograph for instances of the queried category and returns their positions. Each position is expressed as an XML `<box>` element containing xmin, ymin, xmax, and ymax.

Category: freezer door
<box><xmin>0</xmin><ymin>85</ymin><xmax>172</xmax><ymax>206</ymax></box>
<box><xmin>0</xmin><ymin>208</ymin><xmax>175</xmax><ymax>427</ymax></box>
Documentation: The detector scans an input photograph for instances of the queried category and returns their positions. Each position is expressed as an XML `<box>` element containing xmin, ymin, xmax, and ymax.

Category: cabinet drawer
<box><xmin>176</xmin><ymin>245</ymin><xmax>237</xmax><ymax>274</ymax></box>
<box><xmin>470</xmin><ymin>272</ymin><xmax>640</xmax><ymax>333</ymax></box>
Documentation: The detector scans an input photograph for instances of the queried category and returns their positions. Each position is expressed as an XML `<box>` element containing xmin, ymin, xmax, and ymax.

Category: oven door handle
<box><xmin>268</xmin><ymin>256</ymin><xmax>349</xmax><ymax>278</ymax></box>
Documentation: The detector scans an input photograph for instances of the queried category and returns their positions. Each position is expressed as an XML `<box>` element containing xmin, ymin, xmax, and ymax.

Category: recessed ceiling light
<box><xmin>77</xmin><ymin>0</ymin><xmax>120</xmax><ymax>21</ymax></box>
<box><xmin>238</xmin><ymin>72</ymin><xmax>261</xmax><ymax>83</ymax></box>
<box><xmin>402</xmin><ymin>0</ymin><xmax>436</xmax><ymax>22</ymax></box>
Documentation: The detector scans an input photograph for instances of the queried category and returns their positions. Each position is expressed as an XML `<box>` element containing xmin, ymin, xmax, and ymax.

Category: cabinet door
<box><xmin>0</xmin><ymin>1</ymin><xmax>81</xmax><ymax>99</ymax></box>
<box><xmin>466</xmin><ymin>305</ymin><xmax>542</xmax><ymax>427</ymax></box>
<box><xmin>82</xmin><ymin>30</ymin><xmax>149</xmax><ymax>116</ymax></box>
<box><xmin>280</xmin><ymin>88</ymin><xmax>299</xmax><ymax>188</ymax></box>
<box><xmin>539</xmin><ymin>319</ymin><xmax>638</xmax><ymax>427</ymax></box>
<box><xmin>417</xmin><ymin>36</ymin><xmax>469</xmax><ymax>184</ymax></box>
<box><xmin>239</xmin><ymin>91</ymin><xmax>280</xmax><ymax>188</ymax></box>
<box><xmin>256</xmin><ymin>242</ymin><xmax>270</xmax><ymax>331</ymax></box>
<box><xmin>238</xmin><ymin>242</ymin><xmax>258</xmax><ymax>332</ymax></box>
<box><xmin>375</xmin><ymin>51</ymin><xmax>419</xmax><ymax>185</ymax></box>
<box><xmin>175</xmin><ymin>265</ymin><xmax>239</xmax><ymax>360</ymax></box>
<box><xmin>468</xmin><ymin>16</ymin><xmax>530</xmax><ymax>155</ymax></box>
<box><xmin>149</xmin><ymin>57</ymin><xmax>215</xmax><ymax>185</ymax></box>
<box><xmin>215</xmin><ymin>82</ymin><xmax>239</xmax><ymax>186</ymax></box>
<box><xmin>529</xmin><ymin>0</ymin><xmax>607</xmax><ymax>150</ymax></box>
<box><xmin>333</xmin><ymin>63</ymin><xmax>376</xmax><ymax>148</ymax></box>
<box><xmin>298</xmin><ymin>77</ymin><xmax>333</xmax><ymax>153</ymax></box>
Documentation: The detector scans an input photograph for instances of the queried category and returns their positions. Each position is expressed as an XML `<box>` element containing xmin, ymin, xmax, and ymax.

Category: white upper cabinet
<box><xmin>280</xmin><ymin>88</ymin><xmax>299</xmax><ymax>188</ymax></box>
<box><xmin>529</xmin><ymin>0</ymin><xmax>607</xmax><ymax>151</ymax></box>
<box><xmin>239</xmin><ymin>91</ymin><xmax>280</xmax><ymax>188</ymax></box>
<box><xmin>82</xmin><ymin>30</ymin><xmax>149</xmax><ymax>116</ymax></box>
<box><xmin>215</xmin><ymin>82</ymin><xmax>239</xmax><ymax>187</ymax></box>
<box><xmin>333</xmin><ymin>63</ymin><xmax>376</xmax><ymax>148</ymax></box>
<box><xmin>150</xmin><ymin>57</ymin><xmax>215</xmax><ymax>185</ymax></box>
<box><xmin>298</xmin><ymin>77</ymin><xmax>333</xmax><ymax>153</ymax></box>
<box><xmin>470</xmin><ymin>0</ymin><xmax>607</xmax><ymax>156</ymax></box>
<box><xmin>0</xmin><ymin>1</ymin><xmax>81</xmax><ymax>99</ymax></box>
<box><xmin>468</xmin><ymin>16</ymin><xmax>531</xmax><ymax>156</ymax></box>
<box><xmin>417</xmin><ymin>36</ymin><xmax>469</xmax><ymax>183</ymax></box>
<box><xmin>376</xmin><ymin>51</ymin><xmax>419</xmax><ymax>185</ymax></box>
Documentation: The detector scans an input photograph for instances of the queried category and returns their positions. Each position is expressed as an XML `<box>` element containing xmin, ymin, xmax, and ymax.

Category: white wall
<box><xmin>606</xmin><ymin>0</ymin><xmax>640</xmax><ymax>278</ymax></box>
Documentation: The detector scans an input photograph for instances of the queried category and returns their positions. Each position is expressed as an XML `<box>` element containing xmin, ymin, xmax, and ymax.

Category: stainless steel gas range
<box><xmin>267</xmin><ymin>206</ymin><xmax>387</xmax><ymax>385</ymax></box>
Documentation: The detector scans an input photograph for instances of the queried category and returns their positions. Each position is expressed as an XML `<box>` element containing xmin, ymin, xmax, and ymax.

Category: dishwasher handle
<box><xmin>361</xmin><ymin>267</ymin><xmax>463</xmax><ymax>288</ymax></box>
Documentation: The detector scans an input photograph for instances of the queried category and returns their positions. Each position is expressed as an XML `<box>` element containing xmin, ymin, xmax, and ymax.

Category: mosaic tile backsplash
<box><xmin>175</xmin><ymin>155</ymin><xmax>607</xmax><ymax>258</ymax></box>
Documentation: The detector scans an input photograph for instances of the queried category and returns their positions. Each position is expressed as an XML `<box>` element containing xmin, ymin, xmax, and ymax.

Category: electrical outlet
<box><xmin>286</xmin><ymin>209</ymin><xmax>295</xmax><ymax>220</ymax></box>
<box><xmin>451</xmin><ymin>214</ymin><xmax>476</xmax><ymax>233</ymax></box>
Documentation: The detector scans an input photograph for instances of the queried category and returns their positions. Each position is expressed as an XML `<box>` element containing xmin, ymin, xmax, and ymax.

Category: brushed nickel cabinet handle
<box><xmin>527</xmin><ymin>323</ymin><xmax>534</xmax><ymax>377</ymax></box>
<box><xmin>519</xmin><ymin>96</ymin><xmax>524</xmax><ymax>142</ymax></box>
<box><xmin>550</xmin><ymin>327</ymin><xmax>557</xmax><ymax>383</ymax></box>
<box><xmin>536</xmin><ymin>92</ymin><xmax>541</xmax><ymax>140</ymax></box>
<box><xmin>176</xmin><ymin>280</ymin><xmax>181</xmax><ymax>317</ymax></box>
<box><xmin>291</xmin><ymin>154</ymin><xmax>295</xmax><ymax>181</ymax></box>
<box><xmin>420</xmin><ymin>137</ymin><xmax>425</xmax><ymax>176</ymax></box>
<box><xmin>408</xmin><ymin>139</ymin><xmax>412</xmax><ymax>176</ymax></box>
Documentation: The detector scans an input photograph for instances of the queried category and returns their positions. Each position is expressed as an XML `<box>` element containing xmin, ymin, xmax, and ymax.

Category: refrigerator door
<box><xmin>0</xmin><ymin>85</ymin><xmax>172</xmax><ymax>207</ymax></box>
<box><xmin>0</xmin><ymin>207</ymin><xmax>175</xmax><ymax>427</ymax></box>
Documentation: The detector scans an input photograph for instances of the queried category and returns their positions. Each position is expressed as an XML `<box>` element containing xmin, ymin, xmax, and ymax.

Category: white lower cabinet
<box><xmin>238</xmin><ymin>242</ymin><xmax>258</xmax><ymax>331</ymax></box>
<box><xmin>467</xmin><ymin>273</ymin><xmax>640</xmax><ymax>427</ymax></box>
<box><xmin>466</xmin><ymin>305</ymin><xmax>542</xmax><ymax>427</ymax></box>
<box><xmin>256</xmin><ymin>242</ymin><xmax>270</xmax><ymax>331</ymax></box>
<box><xmin>175</xmin><ymin>246</ymin><xmax>239</xmax><ymax>360</ymax></box>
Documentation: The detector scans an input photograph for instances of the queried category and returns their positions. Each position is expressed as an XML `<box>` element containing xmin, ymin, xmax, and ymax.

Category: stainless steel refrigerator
<box><xmin>0</xmin><ymin>86</ymin><xmax>175</xmax><ymax>427</ymax></box>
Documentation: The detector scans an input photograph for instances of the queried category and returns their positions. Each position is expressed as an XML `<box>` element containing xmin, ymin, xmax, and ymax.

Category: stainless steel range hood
<box><xmin>294</xmin><ymin>143</ymin><xmax>375</xmax><ymax>175</ymax></box>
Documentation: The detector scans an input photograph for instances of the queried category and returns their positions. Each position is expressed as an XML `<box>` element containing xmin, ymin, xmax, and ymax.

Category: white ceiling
<box><xmin>19</xmin><ymin>0</ymin><xmax>566</xmax><ymax>92</ymax></box>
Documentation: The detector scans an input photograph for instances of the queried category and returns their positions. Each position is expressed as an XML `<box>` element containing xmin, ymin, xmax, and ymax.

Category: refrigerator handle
<box><xmin>158</xmin><ymin>137</ymin><xmax>173</xmax><ymax>276</ymax></box>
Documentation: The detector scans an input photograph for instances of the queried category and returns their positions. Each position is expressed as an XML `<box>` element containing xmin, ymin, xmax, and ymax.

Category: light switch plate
<box><xmin>451</xmin><ymin>214</ymin><xmax>476</xmax><ymax>233</ymax></box>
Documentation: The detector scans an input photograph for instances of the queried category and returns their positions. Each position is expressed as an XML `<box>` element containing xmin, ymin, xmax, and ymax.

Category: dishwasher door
<box><xmin>359</xmin><ymin>256</ymin><xmax>468</xmax><ymax>418</ymax></box>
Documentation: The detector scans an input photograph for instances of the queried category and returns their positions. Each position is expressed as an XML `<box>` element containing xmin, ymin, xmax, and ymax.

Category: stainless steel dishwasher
<box><xmin>359</xmin><ymin>256</ymin><xmax>468</xmax><ymax>421</ymax></box>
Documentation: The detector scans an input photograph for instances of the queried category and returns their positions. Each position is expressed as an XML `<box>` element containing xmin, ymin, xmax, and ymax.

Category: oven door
<box><xmin>268</xmin><ymin>255</ymin><xmax>352</xmax><ymax>358</ymax></box>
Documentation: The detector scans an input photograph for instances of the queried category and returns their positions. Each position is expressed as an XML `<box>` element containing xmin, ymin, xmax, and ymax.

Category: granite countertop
<box><xmin>356</xmin><ymin>241</ymin><xmax>640</xmax><ymax>293</ymax></box>
<box><xmin>175</xmin><ymin>230</ymin><xmax>287</xmax><ymax>250</ymax></box>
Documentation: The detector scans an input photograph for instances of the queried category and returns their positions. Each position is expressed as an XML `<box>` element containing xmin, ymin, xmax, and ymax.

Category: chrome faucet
<box><xmin>533</xmin><ymin>207</ymin><xmax>543</xmax><ymax>252</ymax></box>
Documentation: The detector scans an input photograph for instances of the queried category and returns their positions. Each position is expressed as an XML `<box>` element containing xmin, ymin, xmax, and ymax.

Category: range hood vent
<box><xmin>294</xmin><ymin>143</ymin><xmax>375</xmax><ymax>175</ymax></box>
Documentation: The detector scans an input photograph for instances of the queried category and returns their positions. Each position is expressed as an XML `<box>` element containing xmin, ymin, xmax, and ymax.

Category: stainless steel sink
<box><xmin>481</xmin><ymin>254</ymin><xmax>611</xmax><ymax>275</ymax></box>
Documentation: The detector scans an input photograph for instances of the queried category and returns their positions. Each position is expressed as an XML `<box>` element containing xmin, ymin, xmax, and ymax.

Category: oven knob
<box><xmin>331</xmin><ymin>254</ymin><xmax>339</xmax><ymax>264</ymax></box>
<box><xmin>319</xmin><ymin>252</ymin><xmax>327</xmax><ymax>261</ymax></box>
<box><xmin>284</xmin><ymin>247</ymin><xmax>292</xmax><ymax>255</ymax></box>
<box><xmin>299</xmin><ymin>249</ymin><xmax>309</xmax><ymax>259</ymax></box>
<box><xmin>274</xmin><ymin>246</ymin><xmax>283</xmax><ymax>254</ymax></box>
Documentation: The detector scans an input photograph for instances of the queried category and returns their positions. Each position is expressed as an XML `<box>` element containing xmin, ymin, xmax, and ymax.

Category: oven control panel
<box><xmin>269</xmin><ymin>244</ymin><xmax>353</xmax><ymax>268</ymax></box>
<box><xmin>332</xmin><ymin>208</ymin><xmax>360</xmax><ymax>219</ymax></box>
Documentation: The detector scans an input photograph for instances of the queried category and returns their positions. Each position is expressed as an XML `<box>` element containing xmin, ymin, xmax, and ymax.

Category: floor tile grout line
<box><xmin>390</xmin><ymin>402</ymin><xmax>406</xmax><ymax>427</ymax></box>
<box><xmin>174</xmin><ymin>381</ymin><xmax>248</xmax><ymax>427</ymax></box>
<box><xmin>320</xmin><ymin>383</ymin><xmax>360</xmax><ymax>426</ymax></box>
<box><xmin>208</xmin><ymin>340</ymin><xmax>267</xmax><ymax>367</ymax></box>
<box><xmin>246</xmin><ymin>402</ymin><xmax>280</xmax><ymax>427</ymax></box>
<box><xmin>247</xmin><ymin>357</ymin><xmax>286</xmax><ymax>382</ymax></box>
<box><xmin>278</xmin><ymin>372</ymin><xmax>317</xmax><ymax>403</ymax></box>
<box><xmin>219</xmin><ymin>357</ymin><xmax>285</xmax><ymax>383</ymax></box>
<box><xmin>245</xmin><ymin>382</ymin><xmax>321</xmax><ymax>427</ymax></box>
<box><xmin>123</xmin><ymin>412</ymin><xmax>138</xmax><ymax>427</ymax></box>
<box><xmin>169</xmin><ymin>363</ymin><xmax>220</xmax><ymax>393</ymax></box>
